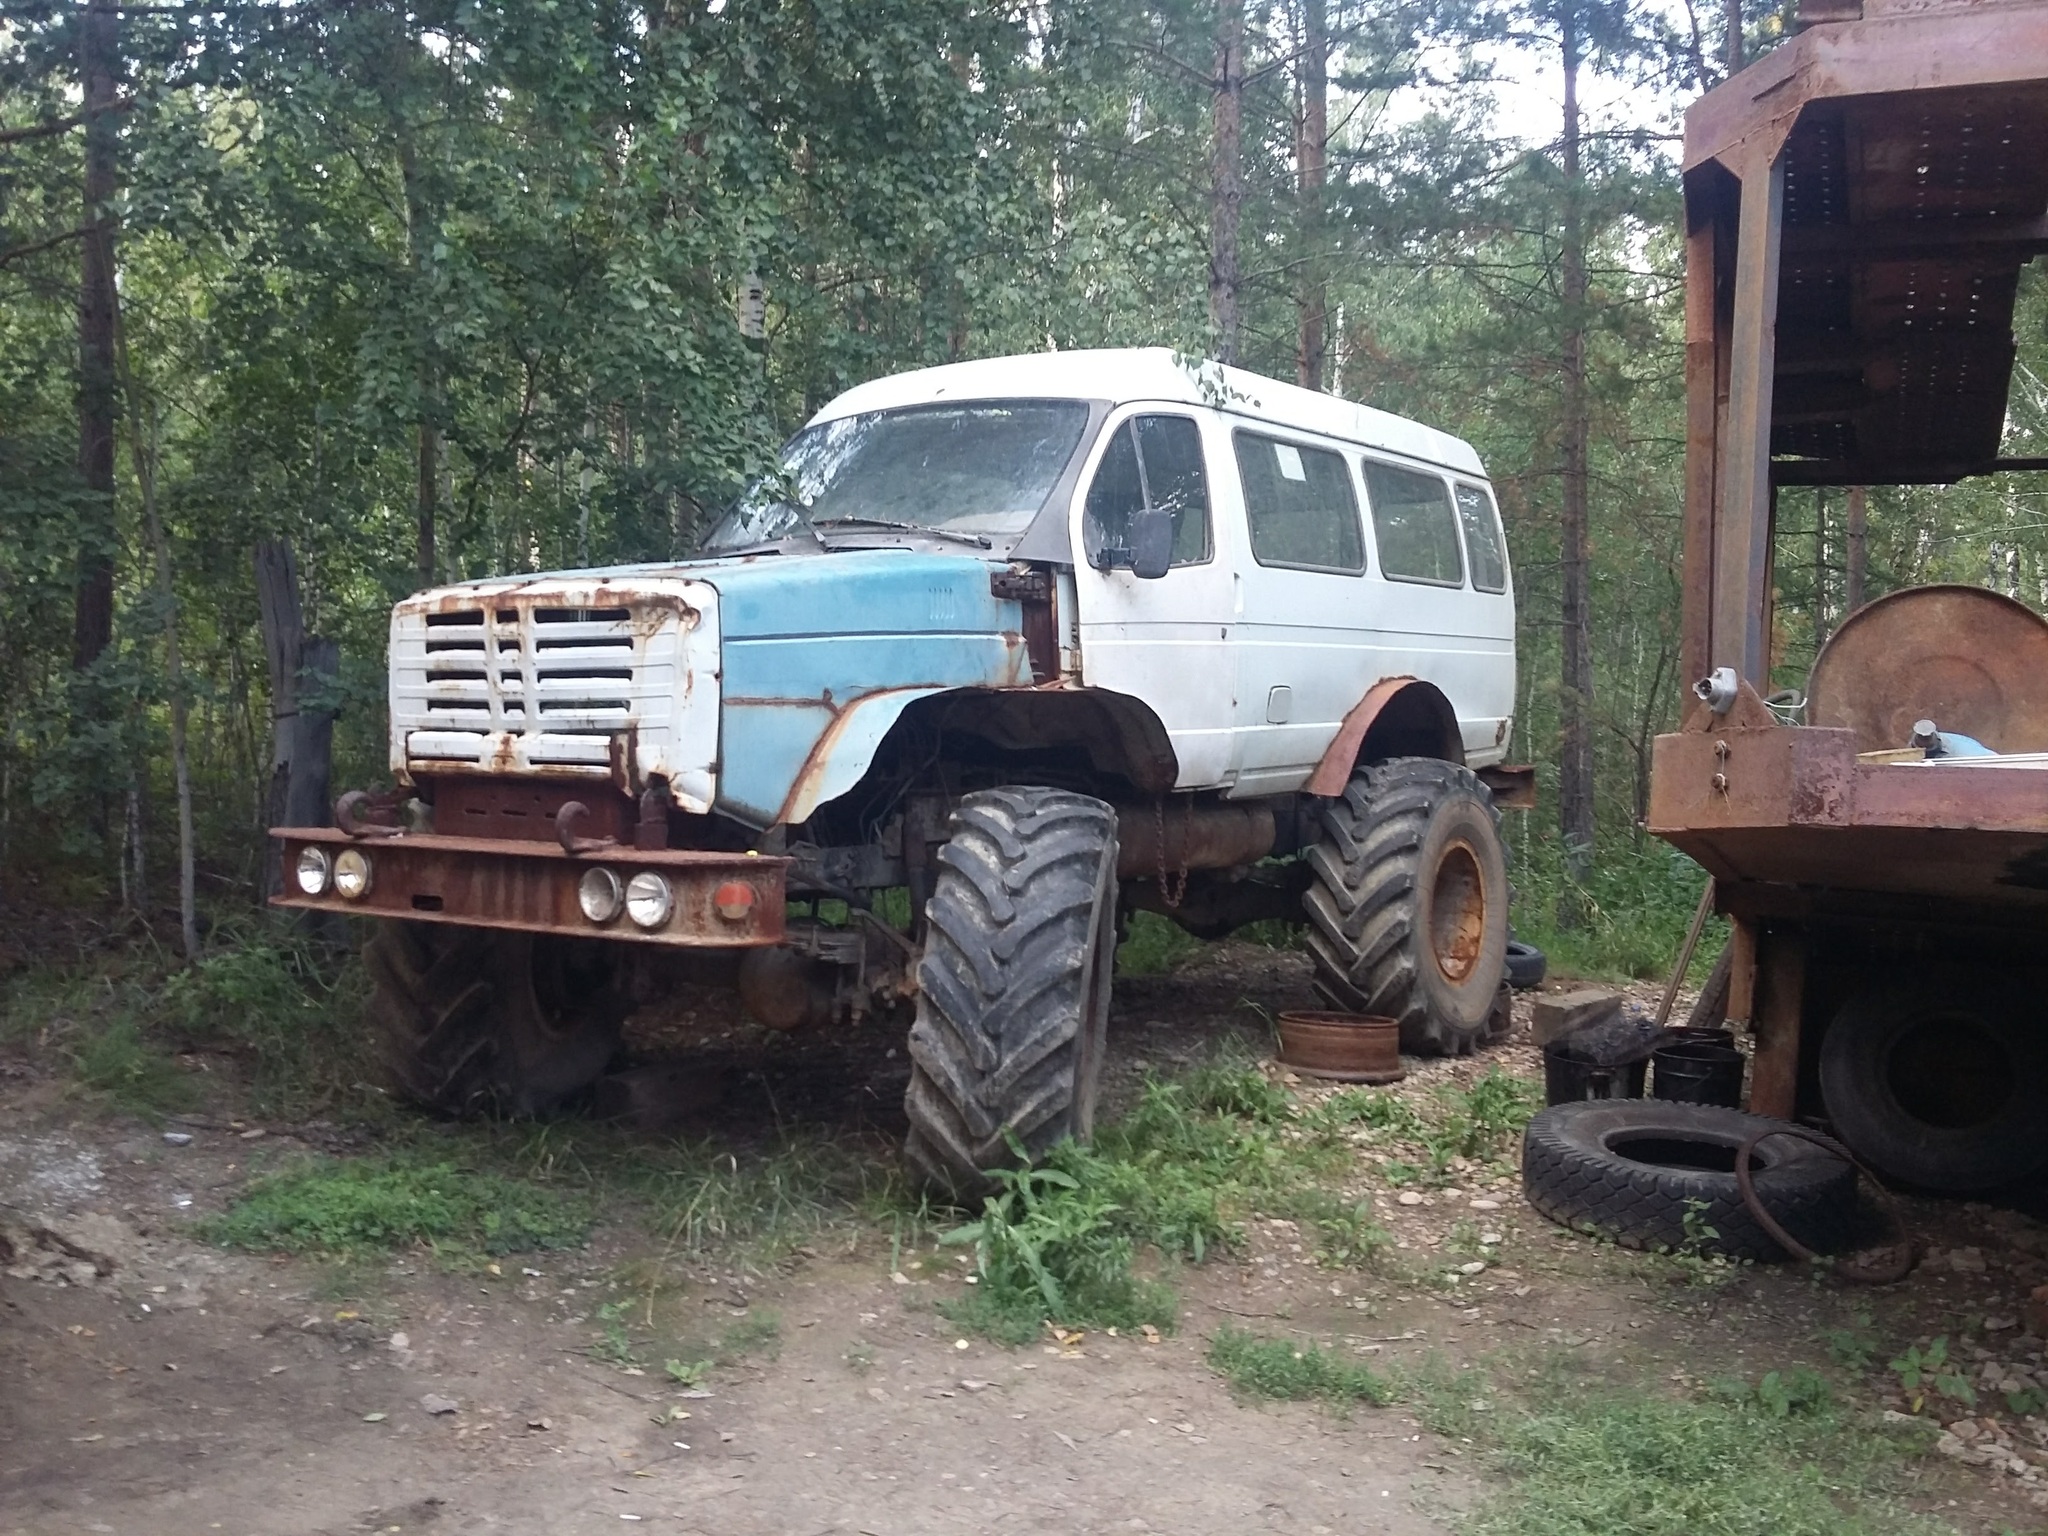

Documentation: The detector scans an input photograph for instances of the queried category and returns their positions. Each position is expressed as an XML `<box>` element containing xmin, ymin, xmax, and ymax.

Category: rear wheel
<box><xmin>903</xmin><ymin>787</ymin><xmax>1119</xmax><ymax>1197</ymax></box>
<box><xmin>1304</xmin><ymin>758</ymin><xmax>1509</xmax><ymax>1056</ymax></box>
<box><xmin>1819</xmin><ymin>982</ymin><xmax>2048</xmax><ymax>1190</ymax></box>
<box><xmin>366</xmin><ymin>923</ymin><xmax>625</xmax><ymax>1117</ymax></box>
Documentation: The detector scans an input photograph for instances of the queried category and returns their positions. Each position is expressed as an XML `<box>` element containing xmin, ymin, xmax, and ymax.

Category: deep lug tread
<box><xmin>1303</xmin><ymin>757</ymin><xmax>1509</xmax><ymax>1056</ymax></box>
<box><xmin>366</xmin><ymin>922</ymin><xmax>624</xmax><ymax>1118</ymax></box>
<box><xmin>902</xmin><ymin>787</ymin><xmax>1118</xmax><ymax>1197</ymax></box>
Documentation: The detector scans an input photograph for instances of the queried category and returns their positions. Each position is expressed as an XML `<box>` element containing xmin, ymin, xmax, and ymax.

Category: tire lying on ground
<box><xmin>366</xmin><ymin>923</ymin><xmax>626</xmax><ymax>1117</ymax></box>
<box><xmin>1522</xmin><ymin>1100</ymin><xmax>1860</xmax><ymax>1262</ymax></box>
<box><xmin>903</xmin><ymin>786</ymin><xmax>1119</xmax><ymax>1198</ymax></box>
<box><xmin>1819</xmin><ymin>982</ymin><xmax>2048</xmax><ymax>1191</ymax></box>
<box><xmin>1504</xmin><ymin>938</ymin><xmax>1547</xmax><ymax>991</ymax></box>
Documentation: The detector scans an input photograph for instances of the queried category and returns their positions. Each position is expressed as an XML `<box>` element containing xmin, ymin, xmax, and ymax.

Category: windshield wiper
<box><xmin>810</xmin><ymin>517</ymin><xmax>991</xmax><ymax>550</ymax></box>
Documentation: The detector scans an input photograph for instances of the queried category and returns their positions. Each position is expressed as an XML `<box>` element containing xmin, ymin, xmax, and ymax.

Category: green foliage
<box><xmin>1750</xmin><ymin>1368</ymin><xmax>1834</xmax><ymax>1420</ymax></box>
<box><xmin>71</xmin><ymin>1013</ymin><xmax>196</xmax><ymax>1118</ymax></box>
<box><xmin>1820</xmin><ymin>1314</ymin><xmax>1878</xmax><ymax>1373</ymax></box>
<box><xmin>1115</xmin><ymin>912</ymin><xmax>1204</xmax><ymax>977</ymax></box>
<box><xmin>1889</xmin><ymin>1336</ymin><xmax>1976</xmax><ymax>1413</ymax></box>
<box><xmin>1509</xmin><ymin>834</ymin><xmax>1722</xmax><ymax>983</ymax></box>
<box><xmin>201</xmin><ymin>1155</ymin><xmax>592</xmax><ymax>1261</ymax></box>
<box><xmin>1206</xmin><ymin>1326</ymin><xmax>1394</xmax><ymax>1407</ymax></box>
<box><xmin>156</xmin><ymin>931</ymin><xmax>367</xmax><ymax>1115</ymax></box>
<box><xmin>1462</xmin><ymin>1383</ymin><xmax>1938</xmax><ymax>1536</ymax></box>
<box><xmin>940</xmin><ymin>1153</ymin><xmax>1176</xmax><ymax>1345</ymax></box>
<box><xmin>1432</xmin><ymin>1067</ymin><xmax>1543</xmax><ymax>1161</ymax></box>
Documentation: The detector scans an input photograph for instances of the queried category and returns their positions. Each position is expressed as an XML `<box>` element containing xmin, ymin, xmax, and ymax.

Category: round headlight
<box><xmin>295</xmin><ymin>846</ymin><xmax>332</xmax><ymax>896</ymax></box>
<box><xmin>578</xmin><ymin>867</ymin><xmax>624</xmax><ymax>924</ymax></box>
<box><xmin>332</xmin><ymin>847</ymin><xmax>373</xmax><ymax>899</ymax></box>
<box><xmin>624</xmin><ymin>870</ymin><xmax>674</xmax><ymax>930</ymax></box>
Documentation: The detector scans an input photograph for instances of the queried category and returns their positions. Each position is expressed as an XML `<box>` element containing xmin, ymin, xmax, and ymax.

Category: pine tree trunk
<box><xmin>1558</xmin><ymin>3</ymin><xmax>1597</xmax><ymax>922</ymax></box>
<box><xmin>1844</xmin><ymin>485</ymin><xmax>1867</xmax><ymax>613</ymax></box>
<box><xmin>72</xmin><ymin>0</ymin><xmax>119</xmax><ymax>671</ymax></box>
<box><xmin>1209</xmin><ymin>0</ymin><xmax>1245</xmax><ymax>365</ymax></box>
<box><xmin>1295</xmin><ymin>0</ymin><xmax>1328</xmax><ymax>391</ymax></box>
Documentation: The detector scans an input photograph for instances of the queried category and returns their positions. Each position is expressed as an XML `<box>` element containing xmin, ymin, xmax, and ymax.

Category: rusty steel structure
<box><xmin>1647</xmin><ymin>0</ymin><xmax>2048</xmax><ymax>1146</ymax></box>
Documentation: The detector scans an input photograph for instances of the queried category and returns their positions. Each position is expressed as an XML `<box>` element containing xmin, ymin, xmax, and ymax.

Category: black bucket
<box><xmin>1666</xmin><ymin>1026</ymin><xmax>1737</xmax><ymax>1051</ymax></box>
<box><xmin>1543</xmin><ymin>1030</ymin><xmax>1652</xmax><ymax>1105</ymax></box>
<box><xmin>1651</xmin><ymin>1040</ymin><xmax>1745</xmax><ymax>1107</ymax></box>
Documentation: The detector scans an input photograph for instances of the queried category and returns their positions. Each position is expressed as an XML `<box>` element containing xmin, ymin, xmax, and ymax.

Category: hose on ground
<box><xmin>1734</xmin><ymin>1125</ymin><xmax>1916</xmax><ymax>1285</ymax></box>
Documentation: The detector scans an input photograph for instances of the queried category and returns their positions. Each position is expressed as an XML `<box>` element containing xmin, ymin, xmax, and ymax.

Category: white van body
<box><xmin>819</xmin><ymin>347</ymin><xmax>1517</xmax><ymax>796</ymax></box>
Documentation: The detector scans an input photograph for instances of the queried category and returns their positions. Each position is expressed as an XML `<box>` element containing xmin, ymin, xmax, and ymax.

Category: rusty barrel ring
<box><xmin>1276</xmin><ymin>1010</ymin><xmax>1405</xmax><ymax>1085</ymax></box>
<box><xmin>1734</xmin><ymin>1125</ymin><xmax>1915</xmax><ymax>1285</ymax></box>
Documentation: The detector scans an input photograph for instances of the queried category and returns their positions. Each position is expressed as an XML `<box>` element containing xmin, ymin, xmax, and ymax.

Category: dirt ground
<box><xmin>6</xmin><ymin>940</ymin><xmax>2048</xmax><ymax>1535</ymax></box>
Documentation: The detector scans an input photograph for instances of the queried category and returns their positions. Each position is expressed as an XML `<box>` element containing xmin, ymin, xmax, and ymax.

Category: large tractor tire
<box><xmin>903</xmin><ymin>787</ymin><xmax>1119</xmax><ymax>1198</ymax></box>
<box><xmin>365</xmin><ymin>923</ymin><xmax>625</xmax><ymax>1117</ymax></box>
<box><xmin>1305</xmin><ymin>757</ymin><xmax>1509</xmax><ymax>1056</ymax></box>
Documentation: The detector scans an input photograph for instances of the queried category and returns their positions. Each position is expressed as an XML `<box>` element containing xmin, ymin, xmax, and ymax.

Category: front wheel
<box><xmin>365</xmin><ymin>923</ymin><xmax>626</xmax><ymax>1117</ymax></box>
<box><xmin>902</xmin><ymin>787</ymin><xmax>1119</xmax><ymax>1197</ymax></box>
<box><xmin>1304</xmin><ymin>757</ymin><xmax>1509</xmax><ymax>1056</ymax></box>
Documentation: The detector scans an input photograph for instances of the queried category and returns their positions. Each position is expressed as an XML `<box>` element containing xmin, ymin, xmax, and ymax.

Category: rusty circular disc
<box><xmin>1276</xmin><ymin>1011</ymin><xmax>1405</xmax><ymax>1084</ymax></box>
<box><xmin>1429</xmin><ymin>837</ymin><xmax>1486</xmax><ymax>985</ymax></box>
<box><xmin>1808</xmin><ymin>584</ymin><xmax>2048</xmax><ymax>754</ymax></box>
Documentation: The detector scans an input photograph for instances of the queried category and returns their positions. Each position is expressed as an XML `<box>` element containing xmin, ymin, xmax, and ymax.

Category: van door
<box><xmin>1226</xmin><ymin>426</ymin><xmax>1378</xmax><ymax>793</ymax></box>
<box><xmin>1071</xmin><ymin>409</ymin><xmax>1240</xmax><ymax>790</ymax></box>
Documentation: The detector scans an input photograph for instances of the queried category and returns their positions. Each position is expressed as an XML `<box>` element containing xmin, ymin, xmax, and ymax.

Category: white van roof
<box><xmin>811</xmin><ymin>346</ymin><xmax>1487</xmax><ymax>479</ymax></box>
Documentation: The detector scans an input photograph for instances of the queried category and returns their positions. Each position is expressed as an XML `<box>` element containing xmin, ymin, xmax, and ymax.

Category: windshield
<box><xmin>704</xmin><ymin>399</ymin><xmax>1091</xmax><ymax>551</ymax></box>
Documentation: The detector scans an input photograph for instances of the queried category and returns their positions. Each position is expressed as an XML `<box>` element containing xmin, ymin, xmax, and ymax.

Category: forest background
<box><xmin>4</xmin><ymin>0</ymin><xmax>2046</xmax><ymax>980</ymax></box>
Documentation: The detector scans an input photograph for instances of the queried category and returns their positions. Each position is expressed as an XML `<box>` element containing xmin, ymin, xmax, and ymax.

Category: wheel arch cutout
<box><xmin>1304</xmin><ymin>677</ymin><xmax>1464</xmax><ymax>797</ymax></box>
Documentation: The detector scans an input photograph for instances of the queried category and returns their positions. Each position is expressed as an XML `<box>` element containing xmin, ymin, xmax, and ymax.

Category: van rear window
<box><xmin>1365</xmin><ymin>462</ymin><xmax>1464</xmax><ymax>586</ymax></box>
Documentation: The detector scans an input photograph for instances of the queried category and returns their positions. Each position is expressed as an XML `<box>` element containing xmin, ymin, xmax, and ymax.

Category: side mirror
<box><xmin>1129</xmin><ymin>505</ymin><xmax>1173</xmax><ymax>580</ymax></box>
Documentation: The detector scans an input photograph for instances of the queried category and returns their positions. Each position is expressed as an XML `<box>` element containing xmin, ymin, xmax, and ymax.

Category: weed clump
<box><xmin>1464</xmin><ymin>1380</ymin><xmax>1931</xmax><ymax>1536</ymax></box>
<box><xmin>1206</xmin><ymin>1326</ymin><xmax>1394</xmax><ymax>1406</ymax></box>
<box><xmin>202</xmin><ymin>1155</ymin><xmax>591</xmax><ymax>1260</ymax></box>
<box><xmin>940</xmin><ymin>1156</ymin><xmax>1176</xmax><ymax>1345</ymax></box>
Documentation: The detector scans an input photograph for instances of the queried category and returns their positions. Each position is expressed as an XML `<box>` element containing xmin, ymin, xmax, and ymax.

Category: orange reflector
<box><xmin>713</xmin><ymin>881</ymin><xmax>757</xmax><ymax>921</ymax></box>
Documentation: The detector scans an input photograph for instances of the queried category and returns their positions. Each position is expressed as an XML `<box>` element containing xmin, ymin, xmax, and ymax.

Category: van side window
<box><xmin>1455</xmin><ymin>482</ymin><xmax>1508</xmax><ymax>593</ymax></box>
<box><xmin>1365</xmin><ymin>461</ymin><xmax>1464</xmax><ymax>586</ymax></box>
<box><xmin>1083</xmin><ymin>415</ymin><xmax>1211</xmax><ymax>568</ymax></box>
<box><xmin>1233</xmin><ymin>431</ymin><xmax>1364</xmax><ymax>573</ymax></box>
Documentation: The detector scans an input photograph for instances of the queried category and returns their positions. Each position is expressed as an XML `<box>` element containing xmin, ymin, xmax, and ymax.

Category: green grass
<box><xmin>156</xmin><ymin>928</ymin><xmax>370</xmax><ymax>1116</ymax></box>
<box><xmin>1206</xmin><ymin>1325</ymin><xmax>1395</xmax><ymax>1406</ymax></box>
<box><xmin>72</xmin><ymin>1012</ymin><xmax>197</xmax><ymax>1118</ymax></box>
<box><xmin>201</xmin><ymin>1153</ymin><xmax>593</xmax><ymax>1261</ymax></box>
<box><xmin>940</xmin><ymin>1055</ymin><xmax>1416</xmax><ymax>1342</ymax></box>
<box><xmin>940</xmin><ymin>1156</ymin><xmax>1179</xmax><ymax>1344</ymax></box>
<box><xmin>3</xmin><ymin>926</ymin><xmax>371</xmax><ymax>1121</ymax></box>
<box><xmin>1115</xmin><ymin>911</ymin><xmax>1205</xmax><ymax>976</ymax></box>
<box><xmin>1459</xmin><ymin>1378</ymin><xmax>1942</xmax><ymax>1536</ymax></box>
<box><xmin>1508</xmin><ymin>830</ymin><xmax>1722</xmax><ymax>984</ymax></box>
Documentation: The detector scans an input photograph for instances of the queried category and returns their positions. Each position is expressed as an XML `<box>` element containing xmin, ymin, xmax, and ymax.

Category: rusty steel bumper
<box><xmin>270</xmin><ymin>828</ymin><xmax>789</xmax><ymax>947</ymax></box>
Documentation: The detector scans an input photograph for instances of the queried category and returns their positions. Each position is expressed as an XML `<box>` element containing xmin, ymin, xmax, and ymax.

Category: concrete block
<box><xmin>1531</xmin><ymin>987</ymin><xmax>1623</xmax><ymax>1046</ymax></box>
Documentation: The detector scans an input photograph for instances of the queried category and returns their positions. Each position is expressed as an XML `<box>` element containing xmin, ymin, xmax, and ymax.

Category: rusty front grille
<box><xmin>399</xmin><ymin>602</ymin><xmax>679</xmax><ymax>777</ymax></box>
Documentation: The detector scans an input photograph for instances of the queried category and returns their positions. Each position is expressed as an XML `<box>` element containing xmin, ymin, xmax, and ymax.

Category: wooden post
<box><xmin>1725</xmin><ymin>915</ymin><xmax>1759</xmax><ymax>1024</ymax></box>
<box><xmin>1748</xmin><ymin>928</ymin><xmax>1806</xmax><ymax>1120</ymax></box>
<box><xmin>1679</xmin><ymin>178</ymin><xmax>1723</xmax><ymax>691</ymax></box>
